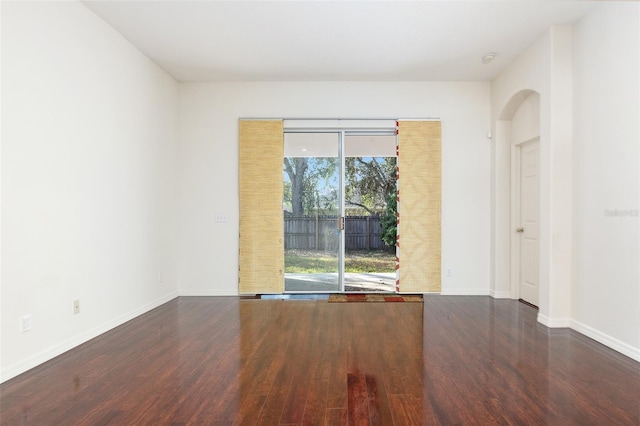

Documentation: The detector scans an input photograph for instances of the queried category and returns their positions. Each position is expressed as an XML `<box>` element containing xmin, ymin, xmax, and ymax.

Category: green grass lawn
<box><xmin>285</xmin><ymin>249</ymin><xmax>395</xmax><ymax>273</ymax></box>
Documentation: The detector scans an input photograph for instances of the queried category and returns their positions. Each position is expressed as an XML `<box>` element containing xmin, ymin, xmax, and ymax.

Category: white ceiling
<box><xmin>82</xmin><ymin>1</ymin><xmax>597</xmax><ymax>82</ymax></box>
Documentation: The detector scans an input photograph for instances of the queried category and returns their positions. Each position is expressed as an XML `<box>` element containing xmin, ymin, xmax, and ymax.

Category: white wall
<box><xmin>177</xmin><ymin>82</ymin><xmax>491</xmax><ymax>296</ymax></box>
<box><xmin>511</xmin><ymin>93</ymin><xmax>540</xmax><ymax>145</ymax></box>
<box><xmin>492</xmin><ymin>2</ymin><xmax>640</xmax><ymax>361</ymax></box>
<box><xmin>1</xmin><ymin>1</ymin><xmax>179</xmax><ymax>381</ymax></box>
<box><xmin>0</xmin><ymin>0</ymin><xmax>4</xmax><ymax>385</ymax></box>
<box><xmin>490</xmin><ymin>30</ymin><xmax>551</xmax><ymax>301</ymax></box>
<box><xmin>491</xmin><ymin>26</ymin><xmax>574</xmax><ymax>326</ymax></box>
<box><xmin>572</xmin><ymin>3</ymin><xmax>640</xmax><ymax>359</ymax></box>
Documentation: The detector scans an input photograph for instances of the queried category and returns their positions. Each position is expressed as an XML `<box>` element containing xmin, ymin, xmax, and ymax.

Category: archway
<box><xmin>491</xmin><ymin>90</ymin><xmax>541</xmax><ymax>304</ymax></box>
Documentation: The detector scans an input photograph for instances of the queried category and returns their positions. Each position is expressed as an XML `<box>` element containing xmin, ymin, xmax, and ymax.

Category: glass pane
<box><xmin>344</xmin><ymin>135</ymin><xmax>397</xmax><ymax>292</ymax></box>
<box><xmin>284</xmin><ymin>133</ymin><xmax>341</xmax><ymax>292</ymax></box>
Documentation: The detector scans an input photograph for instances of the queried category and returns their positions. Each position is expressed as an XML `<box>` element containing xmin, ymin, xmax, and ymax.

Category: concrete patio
<box><xmin>284</xmin><ymin>272</ymin><xmax>395</xmax><ymax>292</ymax></box>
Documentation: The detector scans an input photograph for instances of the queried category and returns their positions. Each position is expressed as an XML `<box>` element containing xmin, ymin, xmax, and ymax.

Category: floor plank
<box><xmin>1</xmin><ymin>296</ymin><xmax>639</xmax><ymax>425</ymax></box>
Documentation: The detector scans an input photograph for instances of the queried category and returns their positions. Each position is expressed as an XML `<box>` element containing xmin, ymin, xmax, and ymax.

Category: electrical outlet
<box><xmin>21</xmin><ymin>315</ymin><xmax>32</xmax><ymax>333</ymax></box>
<box><xmin>73</xmin><ymin>299</ymin><xmax>80</xmax><ymax>315</ymax></box>
<box><xmin>446</xmin><ymin>267</ymin><xmax>453</xmax><ymax>277</ymax></box>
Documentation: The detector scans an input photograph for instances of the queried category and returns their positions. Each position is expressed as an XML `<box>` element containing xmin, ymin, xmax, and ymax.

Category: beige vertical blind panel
<box><xmin>238</xmin><ymin>120</ymin><xmax>284</xmax><ymax>294</ymax></box>
<box><xmin>398</xmin><ymin>121</ymin><xmax>442</xmax><ymax>293</ymax></box>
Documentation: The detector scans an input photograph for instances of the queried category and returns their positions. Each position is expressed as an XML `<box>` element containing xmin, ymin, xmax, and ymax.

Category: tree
<box><xmin>380</xmin><ymin>188</ymin><xmax>397</xmax><ymax>249</ymax></box>
<box><xmin>284</xmin><ymin>157</ymin><xmax>307</xmax><ymax>216</ymax></box>
<box><xmin>284</xmin><ymin>157</ymin><xmax>339</xmax><ymax>216</ymax></box>
<box><xmin>345</xmin><ymin>157</ymin><xmax>396</xmax><ymax>215</ymax></box>
<box><xmin>284</xmin><ymin>156</ymin><xmax>396</xmax><ymax>219</ymax></box>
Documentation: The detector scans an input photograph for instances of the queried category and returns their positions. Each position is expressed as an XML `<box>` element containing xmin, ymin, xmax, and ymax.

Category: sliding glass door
<box><xmin>283</xmin><ymin>129</ymin><xmax>397</xmax><ymax>293</ymax></box>
<box><xmin>343</xmin><ymin>135</ymin><xmax>397</xmax><ymax>292</ymax></box>
<box><xmin>283</xmin><ymin>132</ymin><xmax>342</xmax><ymax>291</ymax></box>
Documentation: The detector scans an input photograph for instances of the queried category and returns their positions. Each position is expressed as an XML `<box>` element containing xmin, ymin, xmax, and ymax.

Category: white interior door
<box><xmin>518</xmin><ymin>139</ymin><xmax>540</xmax><ymax>306</ymax></box>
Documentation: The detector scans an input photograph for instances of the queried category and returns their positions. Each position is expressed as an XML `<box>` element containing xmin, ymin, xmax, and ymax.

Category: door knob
<box><xmin>516</xmin><ymin>227</ymin><xmax>524</xmax><ymax>233</ymax></box>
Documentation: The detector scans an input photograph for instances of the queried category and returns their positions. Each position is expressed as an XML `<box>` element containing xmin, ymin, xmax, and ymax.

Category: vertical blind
<box><xmin>238</xmin><ymin>120</ymin><xmax>284</xmax><ymax>294</ymax></box>
<box><xmin>397</xmin><ymin>121</ymin><xmax>442</xmax><ymax>293</ymax></box>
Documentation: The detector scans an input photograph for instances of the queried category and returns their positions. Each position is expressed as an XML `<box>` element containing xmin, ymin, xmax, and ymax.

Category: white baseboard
<box><xmin>570</xmin><ymin>319</ymin><xmax>640</xmax><ymax>362</ymax></box>
<box><xmin>537</xmin><ymin>313</ymin><xmax>571</xmax><ymax>328</ymax></box>
<box><xmin>0</xmin><ymin>291</ymin><xmax>179</xmax><ymax>384</ymax></box>
<box><xmin>179</xmin><ymin>289</ymin><xmax>239</xmax><ymax>296</ymax></box>
<box><xmin>440</xmin><ymin>288</ymin><xmax>490</xmax><ymax>296</ymax></box>
<box><xmin>489</xmin><ymin>289</ymin><xmax>512</xmax><ymax>298</ymax></box>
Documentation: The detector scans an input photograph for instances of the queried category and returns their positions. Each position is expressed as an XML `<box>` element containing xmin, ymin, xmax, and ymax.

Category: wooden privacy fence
<box><xmin>284</xmin><ymin>215</ymin><xmax>388</xmax><ymax>250</ymax></box>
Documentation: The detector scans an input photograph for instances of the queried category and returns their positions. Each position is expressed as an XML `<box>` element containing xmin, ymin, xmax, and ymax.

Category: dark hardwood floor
<box><xmin>1</xmin><ymin>296</ymin><xmax>639</xmax><ymax>425</ymax></box>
